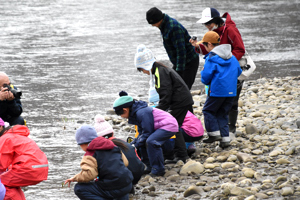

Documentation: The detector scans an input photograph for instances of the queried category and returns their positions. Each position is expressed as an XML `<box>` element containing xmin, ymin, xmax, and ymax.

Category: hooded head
<box><xmin>94</xmin><ymin>114</ymin><xmax>114</xmax><ymax>137</ymax></box>
<box><xmin>134</xmin><ymin>45</ymin><xmax>156</xmax><ymax>72</ymax></box>
<box><xmin>75</xmin><ymin>125</ymin><xmax>98</xmax><ymax>145</ymax></box>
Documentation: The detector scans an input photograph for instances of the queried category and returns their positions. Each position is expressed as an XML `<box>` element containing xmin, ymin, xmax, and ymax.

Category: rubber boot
<box><xmin>228</xmin><ymin>110</ymin><xmax>238</xmax><ymax>133</ymax></box>
<box><xmin>203</xmin><ymin>135</ymin><xmax>222</xmax><ymax>143</ymax></box>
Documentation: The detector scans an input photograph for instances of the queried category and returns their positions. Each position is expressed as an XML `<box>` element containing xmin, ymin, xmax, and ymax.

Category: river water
<box><xmin>0</xmin><ymin>0</ymin><xmax>299</xmax><ymax>199</ymax></box>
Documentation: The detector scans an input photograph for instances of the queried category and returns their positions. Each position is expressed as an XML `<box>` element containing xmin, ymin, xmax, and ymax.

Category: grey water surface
<box><xmin>0</xmin><ymin>0</ymin><xmax>299</xmax><ymax>199</ymax></box>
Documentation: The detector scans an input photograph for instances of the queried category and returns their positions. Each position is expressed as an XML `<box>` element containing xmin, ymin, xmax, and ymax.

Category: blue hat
<box><xmin>75</xmin><ymin>125</ymin><xmax>98</xmax><ymax>145</ymax></box>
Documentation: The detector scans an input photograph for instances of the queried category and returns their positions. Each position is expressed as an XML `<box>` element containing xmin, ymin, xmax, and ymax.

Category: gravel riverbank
<box><xmin>105</xmin><ymin>76</ymin><xmax>300</xmax><ymax>200</ymax></box>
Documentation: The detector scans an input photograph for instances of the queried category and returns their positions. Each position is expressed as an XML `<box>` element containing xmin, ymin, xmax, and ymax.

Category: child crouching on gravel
<box><xmin>94</xmin><ymin>114</ymin><xmax>144</xmax><ymax>186</ymax></box>
<box><xmin>64</xmin><ymin>125</ymin><xmax>133</xmax><ymax>200</ymax></box>
<box><xmin>113</xmin><ymin>91</ymin><xmax>178</xmax><ymax>177</ymax></box>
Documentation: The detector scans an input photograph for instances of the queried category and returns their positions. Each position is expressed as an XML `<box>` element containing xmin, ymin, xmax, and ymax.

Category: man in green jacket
<box><xmin>146</xmin><ymin>7</ymin><xmax>199</xmax><ymax>90</ymax></box>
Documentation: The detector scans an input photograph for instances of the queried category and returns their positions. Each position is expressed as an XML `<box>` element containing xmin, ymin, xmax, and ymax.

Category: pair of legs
<box><xmin>229</xmin><ymin>80</ymin><xmax>244</xmax><ymax>133</ymax></box>
<box><xmin>202</xmin><ymin>96</ymin><xmax>234</xmax><ymax>144</ymax></box>
<box><xmin>139</xmin><ymin>129</ymin><xmax>175</xmax><ymax>175</ymax></box>
<box><xmin>174</xmin><ymin>56</ymin><xmax>199</xmax><ymax>90</ymax></box>
<box><xmin>169</xmin><ymin>105</ymin><xmax>193</xmax><ymax>161</ymax></box>
<box><xmin>75</xmin><ymin>182</ymin><xmax>132</xmax><ymax>200</ymax></box>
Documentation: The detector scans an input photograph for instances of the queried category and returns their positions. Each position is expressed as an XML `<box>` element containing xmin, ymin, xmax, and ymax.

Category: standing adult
<box><xmin>135</xmin><ymin>46</ymin><xmax>194</xmax><ymax>162</ymax></box>
<box><xmin>146</xmin><ymin>7</ymin><xmax>199</xmax><ymax>90</ymax></box>
<box><xmin>190</xmin><ymin>7</ymin><xmax>245</xmax><ymax>135</ymax></box>
<box><xmin>0</xmin><ymin>72</ymin><xmax>24</xmax><ymax>126</ymax></box>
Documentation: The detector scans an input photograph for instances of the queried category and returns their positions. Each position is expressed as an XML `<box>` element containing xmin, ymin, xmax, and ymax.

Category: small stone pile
<box><xmin>106</xmin><ymin>76</ymin><xmax>300</xmax><ymax>200</ymax></box>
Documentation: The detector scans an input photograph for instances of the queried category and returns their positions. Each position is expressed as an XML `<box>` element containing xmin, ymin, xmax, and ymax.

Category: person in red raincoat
<box><xmin>0</xmin><ymin>125</ymin><xmax>48</xmax><ymax>200</ymax></box>
<box><xmin>190</xmin><ymin>7</ymin><xmax>246</xmax><ymax>145</ymax></box>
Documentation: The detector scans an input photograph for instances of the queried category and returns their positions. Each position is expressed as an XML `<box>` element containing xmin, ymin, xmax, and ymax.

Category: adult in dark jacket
<box><xmin>64</xmin><ymin>125</ymin><xmax>133</xmax><ymax>200</ymax></box>
<box><xmin>190</xmin><ymin>8</ymin><xmax>245</xmax><ymax>134</ymax></box>
<box><xmin>0</xmin><ymin>72</ymin><xmax>24</xmax><ymax>126</ymax></box>
<box><xmin>146</xmin><ymin>7</ymin><xmax>199</xmax><ymax>90</ymax></box>
<box><xmin>134</xmin><ymin>46</ymin><xmax>194</xmax><ymax>162</ymax></box>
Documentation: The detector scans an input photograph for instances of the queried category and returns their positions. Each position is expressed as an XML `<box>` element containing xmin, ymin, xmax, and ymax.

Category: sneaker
<box><xmin>165</xmin><ymin>156</ymin><xmax>188</xmax><ymax>164</ymax></box>
<box><xmin>219</xmin><ymin>141</ymin><xmax>231</xmax><ymax>148</ymax></box>
<box><xmin>203</xmin><ymin>135</ymin><xmax>222</xmax><ymax>143</ymax></box>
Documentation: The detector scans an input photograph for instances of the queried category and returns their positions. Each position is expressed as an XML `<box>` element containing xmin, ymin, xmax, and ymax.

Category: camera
<box><xmin>3</xmin><ymin>84</ymin><xmax>22</xmax><ymax>99</ymax></box>
<box><xmin>191</xmin><ymin>36</ymin><xmax>197</xmax><ymax>41</ymax></box>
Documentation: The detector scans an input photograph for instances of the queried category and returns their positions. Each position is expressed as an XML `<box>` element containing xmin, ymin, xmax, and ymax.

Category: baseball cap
<box><xmin>196</xmin><ymin>7</ymin><xmax>220</xmax><ymax>24</ymax></box>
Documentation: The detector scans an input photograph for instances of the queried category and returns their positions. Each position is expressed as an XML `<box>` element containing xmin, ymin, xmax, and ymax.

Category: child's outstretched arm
<box><xmin>64</xmin><ymin>155</ymin><xmax>98</xmax><ymax>187</ymax></box>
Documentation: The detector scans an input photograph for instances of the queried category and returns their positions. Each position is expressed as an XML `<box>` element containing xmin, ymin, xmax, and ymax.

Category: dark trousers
<box><xmin>202</xmin><ymin>96</ymin><xmax>234</xmax><ymax>139</ymax></box>
<box><xmin>180</xmin><ymin>128</ymin><xmax>203</xmax><ymax>143</ymax></box>
<box><xmin>74</xmin><ymin>182</ymin><xmax>132</xmax><ymax>200</ymax></box>
<box><xmin>229</xmin><ymin>80</ymin><xmax>244</xmax><ymax>132</ymax></box>
<box><xmin>169</xmin><ymin>105</ymin><xmax>193</xmax><ymax>158</ymax></box>
<box><xmin>174</xmin><ymin>56</ymin><xmax>199</xmax><ymax>90</ymax></box>
<box><xmin>139</xmin><ymin>129</ymin><xmax>175</xmax><ymax>175</ymax></box>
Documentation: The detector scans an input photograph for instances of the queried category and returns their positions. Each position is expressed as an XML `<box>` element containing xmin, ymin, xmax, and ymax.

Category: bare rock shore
<box><xmin>107</xmin><ymin>76</ymin><xmax>300</xmax><ymax>200</ymax></box>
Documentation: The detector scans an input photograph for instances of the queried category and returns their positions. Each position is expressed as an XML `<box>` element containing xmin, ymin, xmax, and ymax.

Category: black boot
<box><xmin>203</xmin><ymin>135</ymin><xmax>222</xmax><ymax>143</ymax></box>
<box><xmin>219</xmin><ymin>141</ymin><xmax>231</xmax><ymax>148</ymax></box>
<box><xmin>228</xmin><ymin>110</ymin><xmax>238</xmax><ymax>133</ymax></box>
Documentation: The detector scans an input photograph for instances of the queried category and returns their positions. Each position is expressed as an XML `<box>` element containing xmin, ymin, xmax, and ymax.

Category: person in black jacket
<box><xmin>0</xmin><ymin>72</ymin><xmax>24</xmax><ymax>126</ymax></box>
<box><xmin>134</xmin><ymin>45</ymin><xmax>194</xmax><ymax>163</ymax></box>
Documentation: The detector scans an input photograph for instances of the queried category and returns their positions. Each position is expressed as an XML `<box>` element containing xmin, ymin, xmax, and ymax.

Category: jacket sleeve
<box><xmin>201</xmin><ymin>60</ymin><xmax>215</xmax><ymax>85</ymax></box>
<box><xmin>0</xmin><ymin>138</ymin><xmax>14</xmax><ymax>174</ymax></box>
<box><xmin>226</xmin><ymin>27</ymin><xmax>245</xmax><ymax>61</ymax></box>
<box><xmin>72</xmin><ymin>155</ymin><xmax>98</xmax><ymax>183</ymax></box>
<box><xmin>195</xmin><ymin>44</ymin><xmax>209</xmax><ymax>55</ymax></box>
<box><xmin>6</xmin><ymin>98</ymin><xmax>23</xmax><ymax>118</ymax></box>
<box><xmin>155</xmin><ymin>68</ymin><xmax>173</xmax><ymax>111</ymax></box>
<box><xmin>171</xmin><ymin>28</ymin><xmax>187</xmax><ymax>72</ymax></box>
<box><xmin>134</xmin><ymin>109</ymin><xmax>154</xmax><ymax>148</ymax></box>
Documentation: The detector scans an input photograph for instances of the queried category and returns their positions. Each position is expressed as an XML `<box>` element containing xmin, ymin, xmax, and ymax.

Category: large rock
<box><xmin>183</xmin><ymin>185</ymin><xmax>203</xmax><ymax>197</ymax></box>
<box><xmin>242</xmin><ymin>168</ymin><xmax>256</xmax><ymax>178</ymax></box>
<box><xmin>221</xmin><ymin>162</ymin><xmax>237</xmax><ymax>169</ymax></box>
<box><xmin>236</xmin><ymin>152</ymin><xmax>256</xmax><ymax>163</ymax></box>
<box><xmin>281</xmin><ymin>187</ymin><xmax>294</xmax><ymax>196</ymax></box>
<box><xmin>245</xmin><ymin>124</ymin><xmax>259</xmax><ymax>134</ymax></box>
<box><xmin>180</xmin><ymin>160</ymin><xmax>204</xmax><ymax>175</ymax></box>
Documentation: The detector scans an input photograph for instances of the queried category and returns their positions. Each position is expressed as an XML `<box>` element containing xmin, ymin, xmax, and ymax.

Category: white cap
<box><xmin>134</xmin><ymin>45</ymin><xmax>156</xmax><ymax>71</ymax></box>
<box><xmin>196</xmin><ymin>7</ymin><xmax>220</xmax><ymax>24</ymax></box>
